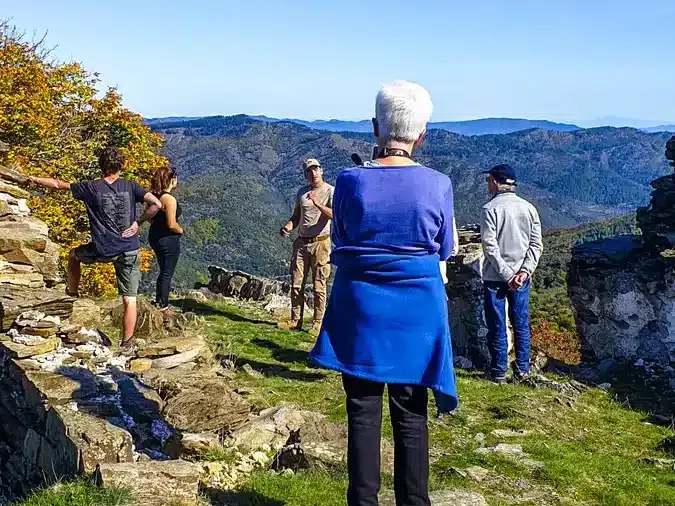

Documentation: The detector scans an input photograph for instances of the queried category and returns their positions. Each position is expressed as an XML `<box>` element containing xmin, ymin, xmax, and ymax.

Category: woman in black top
<box><xmin>149</xmin><ymin>166</ymin><xmax>183</xmax><ymax>311</ymax></box>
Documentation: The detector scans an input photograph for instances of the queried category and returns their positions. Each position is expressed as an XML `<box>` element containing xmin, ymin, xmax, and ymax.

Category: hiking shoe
<box><xmin>119</xmin><ymin>338</ymin><xmax>137</xmax><ymax>357</ymax></box>
<box><xmin>484</xmin><ymin>372</ymin><xmax>507</xmax><ymax>385</ymax></box>
<box><xmin>510</xmin><ymin>361</ymin><xmax>531</xmax><ymax>382</ymax></box>
<box><xmin>277</xmin><ymin>319</ymin><xmax>301</xmax><ymax>331</ymax></box>
<box><xmin>308</xmin><ymin>321</ymin><xmax>322</xmax><ymax>337</ymax></box>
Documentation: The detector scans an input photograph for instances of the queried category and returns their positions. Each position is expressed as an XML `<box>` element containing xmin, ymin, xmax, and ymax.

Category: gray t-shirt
<box><xmin>295</xmin><ymin>183</ymin><xmax>334</xmax><ymax>238</ymax></box>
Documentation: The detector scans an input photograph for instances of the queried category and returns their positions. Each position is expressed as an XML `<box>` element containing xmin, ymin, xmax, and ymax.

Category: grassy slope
<box><xmin>201</xmin><ymin>301</ymin><xmax>675</xmax><ymax>506</ymax></box>
<box><xmin>18</xmin><ymin>299</ymin><xmax>675</xmax><ymax>506</ymax></box>
<box><xmin>13</xmin><ymin>481</ymin><xmax>132</xmax><ymax>506</ymax></box>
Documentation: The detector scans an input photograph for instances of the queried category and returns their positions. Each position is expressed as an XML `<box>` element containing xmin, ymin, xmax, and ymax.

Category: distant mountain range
<box><xmin>147</xmin><ymin>115</ymin><xmax>580</xmax><ymax>136</ymax></box>
<box><xmin>148</xmin><ymin>115</ymin><xmax>673</xmax><ymax>281</ymax></box>
<box><xmin>145</xmin><ymin>115</ymin><xmax>675</xmax><ymax>136</ymax></box>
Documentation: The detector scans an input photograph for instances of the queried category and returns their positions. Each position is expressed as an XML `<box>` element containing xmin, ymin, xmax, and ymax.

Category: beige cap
<box><xmin>303</xmin><ymin>158</ymin><xmax>321</xmax><ymax>170</ymax></box>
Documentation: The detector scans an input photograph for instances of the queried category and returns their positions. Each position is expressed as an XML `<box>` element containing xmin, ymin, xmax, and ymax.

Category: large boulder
<box><xmin>446</xmin><ymin>226</ymin><xmax>513</xmax><ymax>368</ymax></box>
<box><xmin>141</xmin><ymin>368</ymin><xmax>250</xmax><ymax>434</ymax></box>
<box><xmin>206</xmin><ymin>265</ymin><xmax>288</xmax><ymax>301</ymax></box>
<box><xmin>569</xmin><ymin>235</ymin><xmax>675</xmax><ymax>363</ymax></box>
<box><xmin>230</xmin><ymin>405</ymin><xmax>346</xmax><ymax>453</ymax></box>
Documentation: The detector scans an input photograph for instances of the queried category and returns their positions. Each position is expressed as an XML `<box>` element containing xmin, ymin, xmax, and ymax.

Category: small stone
<box><xmin>242</xmin><ymin>363</ymin><xmax>263</xmax><ymax>378</ymax></box>
<box><xmin>474</xmin><ymin>433</ymin><xmax>486</xmax><ymax>446</ymax></box>
<box><xmin>129</xmin><ymin>358</ymin><xmax>153</xmax><ymax>373</ymax></box>
<box><xmin>22</xmin><ymin>325</ymin><xmax>57</xmax><ymax>337</ymax></box>
<box><xmin>598</xmin><ymin>383</ymin><xmax>612</xmax><ymax>390</ymax></box>
<box><xmin>634</xmin><ymin>358</ymin><xmax>645</xmax><ymax>367</ymax></box>
<box><xmin>453</xmin><ymin>356</ymin><xmax>473</xmax><ymax>370</ymax></box>
<box><xmin>494</xmin><ymin>443</ymin><xmax>524</xmax><ymax>455</ymax></box>
<box><xmin>465</xmin><ymin>466</ymin><xmax>490</xmax><ymax>482</ymax></box>
<box><xmin>12</xmin><ymin>334</ymin><xmax>44</xmax><ymax>346</ymax></box>
<box><xmin>204</xmin><ymin>462</ymin><xmax>224</xmax><ymax>475</ymax></box>
<box><xmin>251</xmin><ymin>451</ymin><xmax>269</xmax><ymax>466</ymax></box>
<box><xmin>282</xmin><ymin>468</ymin><xmax>294</xmax><ymax>477</ymax></box>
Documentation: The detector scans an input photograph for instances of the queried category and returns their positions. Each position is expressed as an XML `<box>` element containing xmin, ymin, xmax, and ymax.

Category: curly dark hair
<box><xmin>99</xmin><ymin>146</ymin><xmax>124</xmax><ymax>176</ymax></box>
<box><xmin>151</xmin><ymin>165</ymin><xmax>178</xmax><ymax>194</ymax></box>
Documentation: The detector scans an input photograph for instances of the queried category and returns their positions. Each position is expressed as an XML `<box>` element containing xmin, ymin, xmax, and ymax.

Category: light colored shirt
<box><xmin>480</xmin><ymin>191</ymin><xmax>543</xmax><ymax>282</ymax></box>
<box><xmin>294</xmin><ymin>182</ymin><xmax>334</xmax><ymax>238</ymax></box>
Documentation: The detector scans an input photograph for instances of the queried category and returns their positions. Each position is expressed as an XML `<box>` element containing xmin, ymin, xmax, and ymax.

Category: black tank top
<box><xmin>149</xmin><ymin>192</ymin><xmax>182</xmax><ymax>239</ymax></box>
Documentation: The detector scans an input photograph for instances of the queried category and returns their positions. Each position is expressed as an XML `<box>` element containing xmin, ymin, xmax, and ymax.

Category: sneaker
<box><xmin>510</xmin><ymin>361</ymin><xmax>530</xmax><ymax>382</ymax></box>
<box><xmin>277</xmin><ymin>319</ymin><xmax>301</xmax><ymax>331</ymax></box>
<box><xmin>308</xmin><ymin>321</ymin><xmax>322</xmax><ymax>337</ymax></box>
<box><xmin>484</xmin><ymin>372</ymin><xmax>507</xmax><ymax>385</ymax></box>
<box><xmin>119</xmin><ymin>338</ymin><xmax>137</xmax><ymax>357</ymax></box>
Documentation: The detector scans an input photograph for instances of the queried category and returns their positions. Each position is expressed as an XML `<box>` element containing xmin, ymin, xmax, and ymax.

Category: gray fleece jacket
<box><xmin>480</xmin><ymin>191</ymin><xmax>543</xmax><ymax>282</ymax></box>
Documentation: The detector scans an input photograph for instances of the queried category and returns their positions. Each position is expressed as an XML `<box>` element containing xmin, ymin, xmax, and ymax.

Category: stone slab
<box><xmin>96</xmin><ymin>460</ymin><xmax>201</xmax><ymax>506</ymax></box>
<box><xmin>0</xmin><ymin>286</ymin><xmax>74</xmax><ymax>331</ymax></box>
<box><xmin>137</xmin><ymin>336</ymin><xmax>205</xmax><ymax>359</ymax></box>
<box><xmin>0</xmin><ymin>336</ymin><xmax>60</xmax><ymax>358</ymax></box>
<box><xmin>151</xmin><ymin>345</ymin><xmax>204</xmax><ymax>370</ymax></box>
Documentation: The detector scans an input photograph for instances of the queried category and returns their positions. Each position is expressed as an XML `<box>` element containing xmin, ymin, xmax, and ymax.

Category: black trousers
<box><xmin>342</xmin><ymin>374</ymin><xmax>430</xmax><ymax>506</ymax></box>
<box><xmin>150</xmin><ymin>234</ymin><xmax>180</xmax><ymax>308</ymax></box>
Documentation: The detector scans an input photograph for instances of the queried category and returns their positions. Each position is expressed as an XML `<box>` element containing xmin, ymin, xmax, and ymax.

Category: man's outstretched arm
<box><xmin>28</xmin><ymin>175</ymin><xmax>71</xmax><ymax>190</ymax></box>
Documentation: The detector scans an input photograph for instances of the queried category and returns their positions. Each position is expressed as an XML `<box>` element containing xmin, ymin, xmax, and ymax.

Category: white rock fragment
<box><xmin>12</xmin><ymin>334</ymin><xmax>45</xmax><ymax>346</ymax></box>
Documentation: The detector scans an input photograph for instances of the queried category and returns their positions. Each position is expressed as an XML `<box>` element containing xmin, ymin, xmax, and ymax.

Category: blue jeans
<box><xmin>484</xmin><ymin>280</ymin><xmax>531</xmax><ymax>378</ymax></box>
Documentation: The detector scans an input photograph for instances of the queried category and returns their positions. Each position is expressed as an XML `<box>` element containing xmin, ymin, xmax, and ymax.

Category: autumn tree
<box><xmin>0</xmin><ymin>22</ymin><xmax>167</xmax><ymax>296</ymax></box>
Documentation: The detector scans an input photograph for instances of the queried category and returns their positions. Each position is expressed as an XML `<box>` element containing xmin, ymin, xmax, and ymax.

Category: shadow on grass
<box><xmin>202</xmin><ymin>487</ymin><xmax>284</xmax><ymax>506</ymax></box>
<box><xmin>177</xmin><ymin>299</ymin><xmax>275</xmax><ymax>326</ymax></box>
<box><xmin>251</xmin><ymin>338</ymin><xmax>310</xmax><ymax>365</ymax></box>
<box><xmin>545</xmin><ymin>359</ymin><xmax>675</xmax><ymax>427</ymax></box>
<box><xmin>238</xmin><ymin>357</ymin><xmax>324</xmax><ymax>383</ymax></box>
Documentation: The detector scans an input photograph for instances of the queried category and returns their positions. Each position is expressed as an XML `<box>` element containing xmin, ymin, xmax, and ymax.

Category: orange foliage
<box><xmin>0</xmin><ymin>22</ymin><xmax>166</xmax><ymax>296</ymax></box>
<box><xmin>531</xmin><ymin>320</ymin><xmax>582</xmax><ymax>364</ymax></box>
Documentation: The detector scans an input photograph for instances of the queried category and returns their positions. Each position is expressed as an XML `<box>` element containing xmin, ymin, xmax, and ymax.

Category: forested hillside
<box><xmin>151</xmin><ymin>115</ymin><xmax>670</xmax><ymax>282</ymax></box>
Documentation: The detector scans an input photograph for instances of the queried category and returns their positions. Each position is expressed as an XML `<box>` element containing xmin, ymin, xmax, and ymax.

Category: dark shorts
<box><xmin>74</xmin><ymin>243</ymin><xmax>141</xmax><ymax>297</ymax></box>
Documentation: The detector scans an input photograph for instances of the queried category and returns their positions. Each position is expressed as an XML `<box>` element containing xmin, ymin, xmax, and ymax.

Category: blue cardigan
<box><xmin>310</xmin><ymin>164</ymin><xmax>458</xmax><ymax>412</ymax></box>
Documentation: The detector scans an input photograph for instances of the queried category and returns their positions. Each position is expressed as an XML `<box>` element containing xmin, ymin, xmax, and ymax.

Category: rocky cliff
<box><xmin>569</xmin><ymin>136</ymin><xmax>675</xmax><ymax>364</ymax></box>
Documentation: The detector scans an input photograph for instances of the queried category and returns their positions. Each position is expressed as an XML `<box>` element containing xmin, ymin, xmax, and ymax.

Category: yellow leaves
<box><xmin>1</xmin><ymin>22</ymin><xmax>169</xmax><ymax>297</ymax></box>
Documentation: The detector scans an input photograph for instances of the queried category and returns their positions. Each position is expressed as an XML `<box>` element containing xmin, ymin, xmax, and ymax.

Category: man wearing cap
<box><xmin>279</xmin><ymin>158</ymin><xmax>334</xmax><ymax>336</ymax></box>
<box><xmin>480</xmin><ymin>164</ymin><xmax>543</xmax><ymax>384</ymax></box>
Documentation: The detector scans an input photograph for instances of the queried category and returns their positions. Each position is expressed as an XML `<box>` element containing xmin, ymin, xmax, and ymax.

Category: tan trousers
<box><xmin>290</xmin><ymin>237</ymin><xmax>331</xmax><ymax>323</ymax></box>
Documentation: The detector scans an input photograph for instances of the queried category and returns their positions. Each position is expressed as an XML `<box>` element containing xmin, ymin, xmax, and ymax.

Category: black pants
<box><xmin>342</xmin><ymin>374</ymin><xmax>430</xmax><ymax>506</ymax></box>
<box><xmin>150</xmin><ymin>234</ymin><xmax>180</xmax><ymax>308</ymax></box>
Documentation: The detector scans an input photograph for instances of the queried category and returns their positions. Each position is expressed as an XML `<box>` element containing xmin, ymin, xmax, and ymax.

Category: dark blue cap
<box><xmin>483</xmin><ymin>164</ymin><xmax>517</xmax><ymax>185</ymax></box>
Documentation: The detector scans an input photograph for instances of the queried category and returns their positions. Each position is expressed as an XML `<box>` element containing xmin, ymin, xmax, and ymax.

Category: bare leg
<box><xmin>67</xmin><ymin>249</ymin><xmax>81</xmax><ymax>295</ymax></box>
<box><xmin>122</xmin><ymin>296</ymin><xmax>137</xmax><ymax>342</ymax></box>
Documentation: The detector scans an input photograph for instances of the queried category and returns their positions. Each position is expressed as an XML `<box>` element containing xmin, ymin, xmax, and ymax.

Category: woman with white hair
<box><xmin>311</xmin><ymin>81</ymin><xmax>457</xmax><ymax>506</ymax></box>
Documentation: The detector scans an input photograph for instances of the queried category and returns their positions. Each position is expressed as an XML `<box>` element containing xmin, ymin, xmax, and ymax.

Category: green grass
<box><xmin>19</xmin><ymin>299</ymin><xmax>675</xmax><ymax>505</ymax></box>
<box><xmin>199</xmin><ymin>300</ymin><xmax>675</xmax><ymax>506</ymax></box>
<box><xmin>14</xmin><ymin>480</ymin><xmax>132</xmax><ymax>506</ymax></box>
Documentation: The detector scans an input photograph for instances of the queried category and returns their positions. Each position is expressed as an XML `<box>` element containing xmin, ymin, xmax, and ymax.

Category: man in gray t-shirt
<box><xmin>279</xmin><ymin>158</ymin><xmax>334</xmax><ymax>336</ymax></box>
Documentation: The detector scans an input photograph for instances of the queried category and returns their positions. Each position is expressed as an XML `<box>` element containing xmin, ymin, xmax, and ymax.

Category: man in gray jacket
<box><xmin>480</xmin><ymin>164</ymin><xmax>543</xmax><ymax>383</ymax></box>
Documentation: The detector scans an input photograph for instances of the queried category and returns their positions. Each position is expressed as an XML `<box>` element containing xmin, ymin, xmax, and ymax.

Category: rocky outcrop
<box><xmin>445</xmin><ymin>226</ymin><xmax>513</xmax><ymax>369</ymax></box>
<box><xmin>0</xmin><ymin>165</ymin><xmax>61</xmax><ymax>288</ymax></box>
<box><xmin>569</xmin><ymin>136</ymin><xmax>675</xmax><ymax>364</ymax></box>
<box><xmin>202</xmin><ymin>266</ymin><xmax>289</xmax><ymax>301</ymax></box>
<box><xmin>198</xmin><ymin>266</ymin><xmax>313</xmax><ymax>317</ymax></box>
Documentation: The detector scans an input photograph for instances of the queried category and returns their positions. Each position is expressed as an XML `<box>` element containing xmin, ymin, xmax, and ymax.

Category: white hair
<box><xmin>375</xmin><ymin>80</ymin><xmax>433</xmax><ymax>143</ymax></box>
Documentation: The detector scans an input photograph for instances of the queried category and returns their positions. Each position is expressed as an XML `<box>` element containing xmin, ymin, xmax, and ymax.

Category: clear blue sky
<box><xmin>3</xmin><ymin>0</ymin><xmax>674</xmax><ymax>125</ymax></box>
